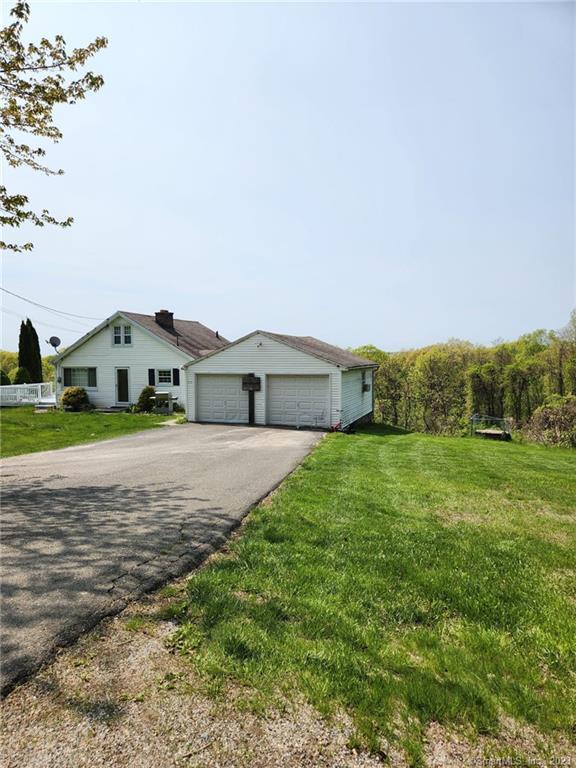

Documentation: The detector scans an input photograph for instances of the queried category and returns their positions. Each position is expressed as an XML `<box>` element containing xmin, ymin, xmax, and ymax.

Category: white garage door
<box><xmin>267</xmin><ymin>375</ymin><xmax>330</xmax><ymax>428</ymax></box>
<box><xmin>197</xmin><ymin>375</ymin><xmax>249</xmax><ymax>423</ymax></box>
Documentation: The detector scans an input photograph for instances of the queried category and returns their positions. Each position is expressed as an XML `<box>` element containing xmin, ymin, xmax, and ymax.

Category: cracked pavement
<box><xmin>0</xmin><ymin>423</ymin><xmax>321</xmax><ymax>694</ymax></box>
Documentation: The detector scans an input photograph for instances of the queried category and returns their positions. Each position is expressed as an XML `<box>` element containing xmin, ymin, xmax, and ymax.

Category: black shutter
<box><xmin>172</xmin><ymin>368</ymin><xmax>180</xmax><ymax>386</ymax></box>
<box><xmin>148</xmin><ymin>369</ymin><xmax>155</xmax><ymax>386</ymax></box>
<box><xmin>88</xmin><ymin>368</ymin><xmax>97</xmax><ymax>388</ymax></box>
<box><xmin>63</xmin><ymin>368</ymin><xmax>71</xmax><ymax>387</ymax></box>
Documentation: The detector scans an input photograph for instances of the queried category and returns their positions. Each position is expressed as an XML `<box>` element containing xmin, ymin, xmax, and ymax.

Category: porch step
<box><xmin>93</xmin><ymin>406</ymin><xmax>130</xmax><ymax>414</ymax></box>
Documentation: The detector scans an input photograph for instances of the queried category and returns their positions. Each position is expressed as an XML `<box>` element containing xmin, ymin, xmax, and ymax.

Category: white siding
<box><xmin>186</xmin><ymin>333</ymin><xmax>342</xmax><ymax>427</ymax></box>
<box><xmin>341</xmin><ymin>368</ymin><xmax>374</xmax><ymax>428</ymax></box>
<box><xmin>55</xmin><ymin>318</ymin><xmax>191</xmax><ymax>408</ymax></box>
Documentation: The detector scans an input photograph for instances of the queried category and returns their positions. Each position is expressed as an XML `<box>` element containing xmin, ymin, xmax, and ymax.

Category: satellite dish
<box><xmin>46</xmin><ymin>336</ymin><xmax>61</xmax><ymax>351</ymax></box>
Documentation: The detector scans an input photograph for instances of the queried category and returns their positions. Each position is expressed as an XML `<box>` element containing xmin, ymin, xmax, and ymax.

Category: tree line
<box><xmin>352</xmin><ymin>311</ymin><xmax>576</xmax><ymax>438</ymax></box>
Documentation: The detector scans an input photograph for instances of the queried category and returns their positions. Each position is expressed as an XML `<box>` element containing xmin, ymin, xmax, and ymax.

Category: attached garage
<box><xmin>196</xmin><ymin>374</ymin><xmax>249</xmax><ymax>423</ymax></box>
<box><xmin>185</xmin><ymin>330</ymin><xmax>377</xmax><ymax>430</ymax></box>
<box><xmin>267</xmin><ymin>375</ymin><xmax>330</xmax><ymax>428</ymax></box>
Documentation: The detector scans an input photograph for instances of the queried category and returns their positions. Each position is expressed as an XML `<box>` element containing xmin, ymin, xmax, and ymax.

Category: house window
<box><xmin>157</xmin><ymin>369</ymin><xmax>172</xmax><ymax>384</ymax></box>
<box><xmin>63</xmin><ymin>367</ymin><xmax>97</xmax><ymax>388</ymax></box>
<box><xmin>112</xmin><ymin>324</ymin><xmax>132</xmax><ymax>345</ymax></box>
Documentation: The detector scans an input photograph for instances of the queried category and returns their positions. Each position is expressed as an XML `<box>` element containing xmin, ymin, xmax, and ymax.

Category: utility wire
<box><xmin>0</xmin><ymin>287</ymin><xmax>103</xmax><ymax>321</ymax></box>
<box><xmin>1</xmin><ymin>306</ymin><xmax>89</xmax><ymax>335</ymax></box>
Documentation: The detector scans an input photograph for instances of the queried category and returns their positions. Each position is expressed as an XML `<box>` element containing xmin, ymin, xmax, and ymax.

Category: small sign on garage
<box><xmin>242</xmin><ymin>375</ymin><xmax>261</xmax><ymax>392</ymax></box>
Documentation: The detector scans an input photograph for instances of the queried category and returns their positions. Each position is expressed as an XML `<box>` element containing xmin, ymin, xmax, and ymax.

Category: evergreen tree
<box><xmin>17</xmin><ymin>318</ymin><xmax>43</xmax><ymax>382</ymax></box>
<box><xmin>0</xmin><ymin>369</ymin><xmax>11</xmax><ymax>385</ymax></box>
<box><xmin>26</xmin><ymin>319</ymin><xmax>43</xmax><ymax>382</ymax></box>
<box><xmin>17</xmin><ymin>320</ymin><xmax>29</xmax><ymax>372</ymax></box>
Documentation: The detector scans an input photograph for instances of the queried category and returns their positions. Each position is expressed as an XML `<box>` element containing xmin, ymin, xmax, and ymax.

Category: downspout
<box><xmin>372</xmin><ymin>367</ymin><xmax>375</xmax><ymax>423</ymax></box>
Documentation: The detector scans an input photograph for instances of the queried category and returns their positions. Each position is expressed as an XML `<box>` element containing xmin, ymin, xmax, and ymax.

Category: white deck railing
<box><xmin>0</xmin><ymin>382</ymin><xmax>55</xmax><ymax>406</ymax></box>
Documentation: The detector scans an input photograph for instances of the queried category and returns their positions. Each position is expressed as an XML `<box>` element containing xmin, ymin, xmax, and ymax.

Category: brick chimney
<box><xmin>155</xmin><ymin>309</ymin><xmax>174</xmax><ymax>331</ymax></box>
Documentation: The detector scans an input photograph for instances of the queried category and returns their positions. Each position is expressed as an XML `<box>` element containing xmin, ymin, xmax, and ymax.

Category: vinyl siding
<box><xmin>186</xmin><ymin>333</ymin><xmax>342</xmax><ymax>426</ymax></box>
<box><xmin>55</xmin><ymin>319</ymin><xmax>191</xmax><ymax>407</ymax></box>
<box><xmin>341</xmin><ymin>368</ymin><xmax>374</xmax><ymax>428</ymax></box>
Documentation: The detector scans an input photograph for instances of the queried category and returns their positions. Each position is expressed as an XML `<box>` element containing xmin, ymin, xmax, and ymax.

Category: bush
<box><xmin>0</xmin><ymin>369</ymin><xmax>10</xmax><ymax>386</ymax></box>
<box><xmin>61</xmin><ymin>386</ymin><xmax>90</xmax><ymax>411</ymax></box>
<box><xmin>136</xmin><ymin>385</ymin><xmax>156</xmax><ymax>413</ymax></box>
<box><xmin>523</xmin><ymin>395</ymin><xmax>576</xmax><ymax>448</ymax></box>
<box><xmin>173</xmin><ymin>401</ymin><xmax>185</xmax><ymax>413</ymax></box>
<box><xmin>12</xmin><ymin>366</ymin><xmax>30</xmax><ymax>384</ymax></box>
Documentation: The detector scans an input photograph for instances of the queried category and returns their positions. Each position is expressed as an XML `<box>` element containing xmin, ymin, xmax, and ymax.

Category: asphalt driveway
<box><xmin>0</xmin><ymin>423</ymin><xmax>321</xmax><ymax>694</ymax></box>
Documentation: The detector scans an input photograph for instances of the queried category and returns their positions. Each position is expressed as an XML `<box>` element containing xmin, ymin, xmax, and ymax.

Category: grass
<box><xmin>0</xmin><ymin>406</ymin><xmax>172</xmax><ymax>457</ymax></box>
<box><xmin>172</xmin><ymin>426</ymin><xmax>576</xmax><ymax>764</ymax></box>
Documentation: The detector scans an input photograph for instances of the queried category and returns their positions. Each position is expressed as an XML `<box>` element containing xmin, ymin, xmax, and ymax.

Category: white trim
<box><xmin>111</xmin><ymin>322</ymin><xmax>133</xmax><ymax>348</ymax></box>
<box><xmin>156</xmin><ymin>368</ymin><xmax>173</xmax><ymax>385</ymax></box>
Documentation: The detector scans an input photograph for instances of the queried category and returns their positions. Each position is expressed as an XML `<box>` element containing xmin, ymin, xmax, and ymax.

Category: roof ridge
<box><xmin>259</xmin><ymin>330</ymin><xmax>378</xmax><ymax>368</ymax></box>
<box><xmin>121</xmin><ymin>310</ymin><xmax>203</xmax><ymax>323</ymax></box>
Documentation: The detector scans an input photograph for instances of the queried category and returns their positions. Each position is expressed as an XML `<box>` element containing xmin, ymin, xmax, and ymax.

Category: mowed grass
<box><xmin>0</xmin><ymin>406</ymin><xmax>171</xmax><ymax>457</ymax></box>
<box><xmin>173</xmin><ymin>426</ymin><xmax>576</xmax><ymax>763</ymax></box>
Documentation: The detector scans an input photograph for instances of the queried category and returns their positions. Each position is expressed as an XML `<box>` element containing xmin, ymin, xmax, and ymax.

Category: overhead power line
<box><xmin>1</xmin><ymin>306</ymin><xmax>89</xmax><ymax>335</ymax></box>
<box><xmin>0</xmin><ymin>287</ymin><xmax>103</xmax><ymax>322</ymax></box>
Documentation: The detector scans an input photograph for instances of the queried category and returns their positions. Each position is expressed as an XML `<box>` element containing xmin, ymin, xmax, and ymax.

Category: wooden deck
<box><xmin>475</xmin><ymin>428</ymin><xmax>511</xmax><ymax>441</ymax></box>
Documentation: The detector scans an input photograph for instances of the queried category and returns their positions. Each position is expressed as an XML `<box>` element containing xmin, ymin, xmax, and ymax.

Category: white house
<box><xmin>184</xmin><ymin>330</ymin><xmax>377</xmax><ymax>429</ymax></box>
<box><xmin>54</xmin><ymin>310</ymin><xmax>228</xmax><ymax>408</ymax></box>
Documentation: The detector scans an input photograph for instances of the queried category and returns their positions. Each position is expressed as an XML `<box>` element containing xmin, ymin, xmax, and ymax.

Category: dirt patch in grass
<box><xmin>0</xmin><ymin>581</ymin><xmax>391</xmax><ymax>768</ymax></box>
<box><xmin>2</xmin><ymin>576</ymin><xmax>573</xmax><ymax>768</ymax></box>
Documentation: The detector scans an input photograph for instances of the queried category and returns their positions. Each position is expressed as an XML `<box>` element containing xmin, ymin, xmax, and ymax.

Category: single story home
<box><xmin>184</xmin><ymin>330</ymin><xmax>377</xmax><ymax>429</ymax></box>
<box><xmin>54</xmin><ymin>310</ymin><xmax>228</xmax><ymax>408</ymax></box>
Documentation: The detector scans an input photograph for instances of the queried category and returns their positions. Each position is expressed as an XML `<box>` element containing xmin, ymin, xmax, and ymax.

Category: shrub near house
<box><xmin>136</xmin><ymin>386</ymin><xmax>156</xmax><ymax>413</ymax></box>
<box><xmin>61</xmin><ymin>387</ymin><xmax>91</xmax><ymax>411</ymax></box>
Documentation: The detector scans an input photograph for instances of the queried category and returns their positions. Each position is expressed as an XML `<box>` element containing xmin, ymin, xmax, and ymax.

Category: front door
<box><xmin>116</xmin><ymin>368</ymin><xmax>129</xmax><ymax>404</ymax></box>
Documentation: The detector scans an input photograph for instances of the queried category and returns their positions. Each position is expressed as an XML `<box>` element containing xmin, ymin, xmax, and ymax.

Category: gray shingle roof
<box><xmin>261</xmin><ymin>331</ymin><xmax>378</xmax><ymax>369</ymax></box>
<box><xmin>122</xmin><ymin>311</ymin><xmax>228</xmax><ymax>358</ymax></box>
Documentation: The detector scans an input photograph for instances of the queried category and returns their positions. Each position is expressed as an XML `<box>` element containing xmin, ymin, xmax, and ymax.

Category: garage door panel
<box><xmin>197</xmin><ymin>375</ymin><xmax>249</xmax><ymax>423</ymax></box>
<box><xmin>268</xmin><ymin>375</ymin><xmax>329</xmax><ymax>427</ymax></box>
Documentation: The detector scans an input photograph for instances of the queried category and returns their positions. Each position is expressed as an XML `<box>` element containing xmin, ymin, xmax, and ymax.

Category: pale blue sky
<box><xmin>1</xmin><ymin>0</ymin><xmax>574</xmax><ymax>353</ymax></box>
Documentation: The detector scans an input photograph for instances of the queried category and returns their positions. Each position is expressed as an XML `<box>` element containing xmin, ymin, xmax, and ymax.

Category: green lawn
<box><xmin>0</xmin><ymin>406</ymin><xmax>171</xmax><ymax>457</ymax></box>
<box><xmin>171</xmin><ymin>426</ymin><xmax>576</xmax><ymax>764</ymax></box>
